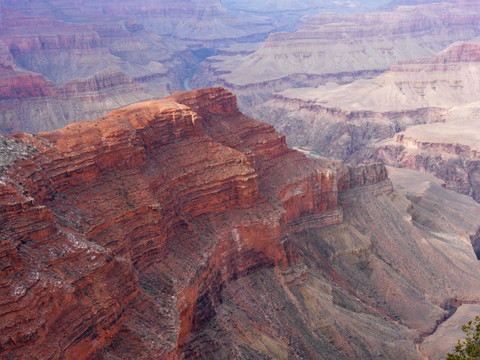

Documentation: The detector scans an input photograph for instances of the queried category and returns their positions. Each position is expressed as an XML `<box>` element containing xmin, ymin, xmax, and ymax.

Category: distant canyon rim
<box><xmin>2</xmin><ymin>1</ymin><xmax>480</xmax><ymax>359</ymax></box>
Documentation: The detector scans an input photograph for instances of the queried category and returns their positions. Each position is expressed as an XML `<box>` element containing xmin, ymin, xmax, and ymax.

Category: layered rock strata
<box><xmin>252</xmin><ymin>40</ymin><xmax>480</xmax><ymax>204</ymax></box>
<box><xmin>0</xmin><ymin>88</ymin><xmax>342</xmax><ymax>359</ymax></box>
<box><xmin>0</xmin><ymin>0</ymin><xmax>275</xmax><ymax>134</ymax></box>
<box><xmin>254</xmin><ymin>93</ymin><xmax>447</xmax><ymax>161</ymax></box>
<box><xmin>353</xmin><ymin>42</ymin><xmax>480</xmax><ymax>201</ymax></box>
<box><xmin>1</xmin><ymin>88</ymin><xmax>480</xmax><ymax>359</ymax></box>
<box><xmin>192</xmin><ymin>2</ymin><xmax>480</xmax><ymax>107</ymax></box>
<box><xmin>366</xmin><ymin>128</ymin><xmax>480</xmax><ymax>202</ymax></box>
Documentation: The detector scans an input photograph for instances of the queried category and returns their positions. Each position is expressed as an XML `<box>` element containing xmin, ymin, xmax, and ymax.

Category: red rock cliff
<box><xmin>0</xmin><ymin>87</ymin><xmax>350</xmax><ymax>359</ymax></box>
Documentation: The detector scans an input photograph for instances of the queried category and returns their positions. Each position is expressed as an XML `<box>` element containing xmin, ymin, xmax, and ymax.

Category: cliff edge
<box><xmin>2</xmin><ymin>88</ymin><xmax>478</xmax><ymax>360</ymax></box>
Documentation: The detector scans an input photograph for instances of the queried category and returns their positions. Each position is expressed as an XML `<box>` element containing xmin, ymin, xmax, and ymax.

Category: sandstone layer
<box><xmin>0</xmin><ymin>87</ymin><xmax>340</xmax><ymax>359</ymax></box>
<box><xmin>1</xmin><ymin>88</ymin><xmax>480</xmax><ymax>359</ymax></box>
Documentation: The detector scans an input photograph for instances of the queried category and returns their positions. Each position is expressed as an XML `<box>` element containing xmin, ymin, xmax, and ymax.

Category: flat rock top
<box><xmin>203</xmin><ymin>2</ymin><xmax>480</xmax><ymax>85</ymax></box>
<box><xmin>274</xmin><ymin>41</ymin><xmax>480</xmax><ymax>112</ymax></box>
<box><xmin>398</xmin><ymin>119</ymin><xmax>480</xmax><ymax>151</ymax></box>
<box><xmin>387</xmin><ymin>99</ymin><xmax>480</xmax><ymax>151</ymax></box>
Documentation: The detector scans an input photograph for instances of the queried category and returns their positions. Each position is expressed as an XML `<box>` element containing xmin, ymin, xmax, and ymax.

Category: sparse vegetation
<box><xmin>139</xmin><ymin>281</ymin><xmax>159</xmax><ymax>296</ymax></box>
<box><xmin>447</xmin><ymin>316</ymin><xmax>480</xmax><ymax>359</ymax></box>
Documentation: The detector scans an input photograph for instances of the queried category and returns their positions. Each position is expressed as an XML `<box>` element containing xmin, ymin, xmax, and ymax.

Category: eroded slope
<box><xmin>0</xmin><ymin>88</ymin><xmax>479</xmax><ymax>359</ymax></box>
<box><xmin>193</xmin><ymin>2</ymin><xmax>480</xmax><ymax>107</ymax></box>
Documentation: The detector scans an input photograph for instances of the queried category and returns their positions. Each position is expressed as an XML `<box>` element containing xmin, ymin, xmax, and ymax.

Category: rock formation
<box><xmin>6</xmin><ymin>0</ymin><xmax>480</xmax><ymax>136</ymax></box>
<box><xmin>0</xmin><ymin>0</ymin><xmax>275</xmax><ymax>134</ymax></box>
<box><xmin>353</xmin><ymin>41</ymin><xmax>480</xmax><ymax>202</ymax></box>
<box><xmin>252</xmin><ymin>39</ymin><xmax>480</xmax><ymax>204</ymax></box>
<box><xmin>192</xmin><ymin>1</ymin><xmax>480</xmax><ymax>108</ymax></box>
<box><xmin>1</xmin><ymin>88</ymin><xmax>480</xmax><ymax>359</ymax></box>
<box><xmin>0</xmin><ymin>6</ymin><xmax>157</xmax><ymax>133</ymax></box>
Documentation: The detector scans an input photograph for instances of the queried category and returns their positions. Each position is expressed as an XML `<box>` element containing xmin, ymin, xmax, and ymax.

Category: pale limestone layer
<box><xmin>275</xmin><ymin>40</ymin><xmax>480</xmax><ymax>113</ymax></box>
<box><xmin>397</xmin><ymin>108</ymin><xmax>480</xmax><ymax>152</ymax></box>
<box><xmin>249</xmin><ymin>38</ymin><xmax>480</xmax><ymax>203</ymax></box>
<box><xmin>195</xmin><ymin>3</ymin><xmax>480</xmax><ymax>88</ymax></box>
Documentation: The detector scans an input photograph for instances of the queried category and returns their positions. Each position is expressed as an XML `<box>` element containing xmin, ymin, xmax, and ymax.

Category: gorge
<box><xmin>1</xmin><ymin>88</ymin><xmax>480</xmax><ymax>359</ymax></box>
<box><xmin>2</xmin><ymin>0</ymin><xmax>480</xmax><ymax>359</ymax></box>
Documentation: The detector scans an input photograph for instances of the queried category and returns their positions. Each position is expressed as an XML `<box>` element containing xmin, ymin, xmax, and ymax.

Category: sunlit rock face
<box><xmin>0</xmin><ymin>88</ymin><xmax>339</xmax><ymax>359</ymax></box>
<box><xmin>1</xmin><ymin>88</ymin><xmax>480</xmax><ymax>359</ymax></box>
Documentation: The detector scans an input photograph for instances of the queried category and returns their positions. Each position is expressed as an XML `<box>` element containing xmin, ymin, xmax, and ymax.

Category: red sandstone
<box><xmin>1</xmin><ymin>88</ymin><xmax>374</xmax><ymax>359</ymax></box>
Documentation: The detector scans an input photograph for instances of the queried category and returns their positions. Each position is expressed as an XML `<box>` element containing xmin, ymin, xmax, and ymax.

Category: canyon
<box><xmin>188</xmin><ymin>1</ymin><xmax>480</xmax><ymax>208</ymax></box>
<box><xmin>192</xmin><ymin>1</ymin><xmax>480</xmax><ymax>108</ymax></box>
<box><xmin>6</xmin><ymin>0</ymin><xmax>479</xmax><ymax>135</ymax></box>
<box><xmin>1</xmin><ymin>88</ymin><xmax>480</xmax><ymax>359</ymax></box>
<box><xmin>254</xmin><ymin>39</ymin><xmax>480</xmax><ymax>203</ymax></box>
<box><xmin>2</xmin><ymin>1</ymin><xmax>480</xmax><ymax>359</ymax></box>
<box><xmin>0</xmin><ymin>0</ymin><xmax>276</xmax><ymax>134</ymax></box>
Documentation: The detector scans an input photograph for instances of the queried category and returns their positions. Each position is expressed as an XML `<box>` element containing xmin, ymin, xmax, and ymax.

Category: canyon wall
<box><xmin>192</xmin><ymin>1</ymin><xmax>480</xmax><ymax>108</ymax></box>
<box><xmin>251</xmin><ymin>40</ymin><xmax>480</xmax><ymax>204</ymax></box>
<box><xmin>0</xmin><ymin>0</ymin><xmax>276</xmax><ymax>134</ymax></box>
<box><xmin>0</xmin><ymin>88</ymin><xmax>341</xmax><ymax>359</ymax></box>
<box><xmin>253</xmin><ymin>93</ymin><xmax>447</xmax><ymax>161</ymax></box>
<box><xmin>1</xmin><ymin>88</ymin><xmax>480</xmax><ymax>359</ymax></box>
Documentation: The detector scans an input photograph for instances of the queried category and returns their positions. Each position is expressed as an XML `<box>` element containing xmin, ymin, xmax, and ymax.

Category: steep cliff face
<box><xmin>1</xmin><ymin>88</ymin><xmax>480</xmax><ymax>360</ymax></box>
<box><xmin>254</xmin><ymin>93</ymin><xmax>447</xmax><ymax>161</ymax></box>
<box><xmin>363</xmin><ymin>129</ymin><xmax>480</xmax><ymax>202</ymax></box>
<box><xmin>469</xmin><ymin>227</ymin><xmax>480</xmax><ymax>260</ymax></box>
<box><xmin>347</xmin><ymin>41</ymin><xmax>480</xmax><ymax>201</ymax></box>
<box><xmin>0</xmin><ymin>88</ymin><xmax>342</xmax><ymax>359</ymax></box>
<box><xmin>0</xmin><ymin>140</ymin><xmax>138</xmax><ymax>359</ymax></box>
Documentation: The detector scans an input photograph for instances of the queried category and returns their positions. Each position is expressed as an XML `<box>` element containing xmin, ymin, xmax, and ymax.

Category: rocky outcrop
<box><xmin>365</xmin><ymin>131</ymin><xmax>480</xmax><ymax>202</ymax></box>
<box><xmin>0</xmin><ymin>167</ymin><xmax>138</xmax><ymax>359</ymax></box>
<box><xmin>2</xmin><ymin>88</ymin><xmax>480</xmax><ymax>360</ymax></box>
<box><xmin>337</xmin><ymin>163</ymin><xmax>389</xmax><ymax>191</ymax></box>
<box><xmin>338</xmin><ymin>39</ymin><xmax>480</xmax><ymax>199</ymax></box>
<box><xmin>470</xmin><ymin>227</ymin><xmax>480</xmax><ymax>260</ymax></box>
<box><xmin>253</xmin><ymin>92</ymin><xmax>447</xmax><ymax>161</ymax></box>
<box><xmin>0</xmin><ymin>88</ymin><xmax>344</xmax><ymax>359</ymax></box>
